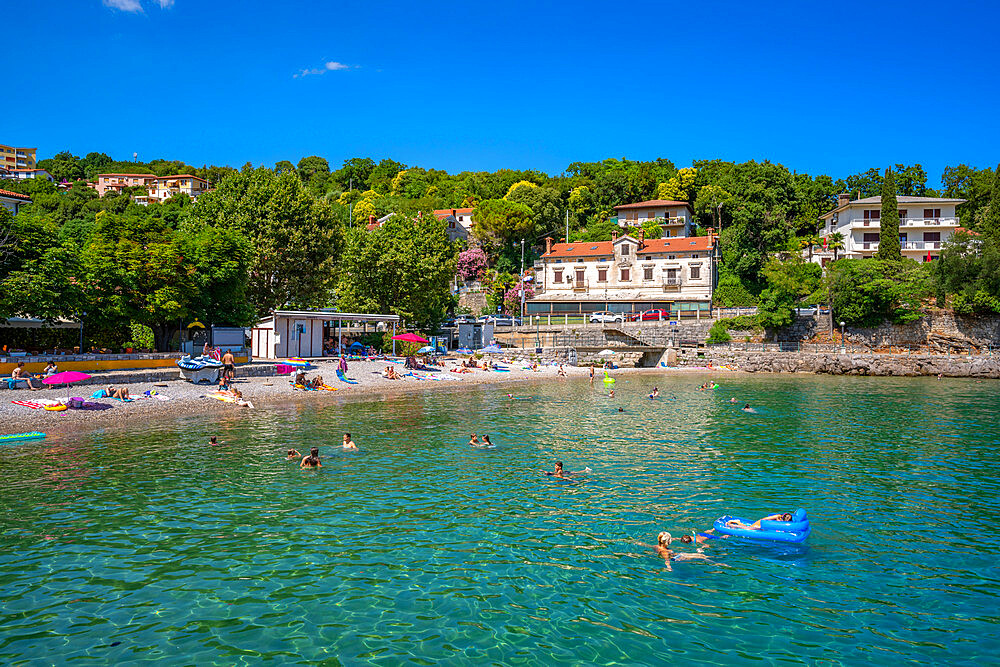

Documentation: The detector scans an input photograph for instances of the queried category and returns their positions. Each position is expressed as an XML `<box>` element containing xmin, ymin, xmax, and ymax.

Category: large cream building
<box><xmin>527</xmin><ymin>227</ymin><xmax>716</xmax><ymax>319</ymax></box>
<box><xmin>93</xmin><ymin>173</ymin><xmax>208</xmax><ymax>203</ymax></box>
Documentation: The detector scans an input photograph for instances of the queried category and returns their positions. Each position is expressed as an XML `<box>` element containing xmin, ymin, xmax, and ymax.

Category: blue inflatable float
<box><xmin>713</xmin><ymin>508</ymin><xmax>811</xmax><ymax>543</ymax></box>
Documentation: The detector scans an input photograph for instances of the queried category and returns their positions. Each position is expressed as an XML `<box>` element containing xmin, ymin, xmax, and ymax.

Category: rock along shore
<box><xmin>687</xmin><ymin>350</ymin><xmax>1000</xmax><ymax>378</ymax></box>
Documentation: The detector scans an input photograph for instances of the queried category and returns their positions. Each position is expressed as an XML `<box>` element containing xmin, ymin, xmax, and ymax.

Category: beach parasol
<box><xmin>416</xmin><ymin>345</ymin><xmax>436</xmax><ymax>354</ymax></box>
<box><xmin>283</xmin><ymin>358</ymin><xmax>313</xmax><ymax>368</ymax></box>
<box><xmin>597</xmin><ymin>349</ymin><xmax>615</xmax><ymax>356</ymax></box>
<box><xmin>391</xmin><ymin>333</ymin><xmax>429</xmax><ymax>344</ymax></box>
<box><xmin>348</xmin><ymin>341</ymin><xmax>365</xmax><ymax>351</ymax></box>
<box><xmin>42</xmin><ymin>370</ymin><xmax>91</xmax><ymax>391</ymax></box>
<box><xmin>456</xmin><ymin>347</ymin><xmax>473</xmax><ymax>354</ymax></box>
<box><xmin>482</xmin><ymin>343</ymin><xmax>502</xmax><ymax>353</ymax></box>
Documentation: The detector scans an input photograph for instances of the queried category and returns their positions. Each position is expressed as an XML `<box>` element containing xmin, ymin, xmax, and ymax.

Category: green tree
<box><xmin>505</xmin><ymin>181</ymin><xmax>562</xmax><ymax>236</ymax></box>
<box><xmin>191</xmin><ymin>166</ymin><xmax>343</xmax><ymax>317</ymax></box>
<box><xmin>657</xmin><ymin>167</ymin><xmax>697</xmax><ymax>201</ymax></box>
<box><xmin>826</xmin><ymin>231</ymin><xmax>845</xmax><ymax>260</ymax></box>
<box><xmin>337</xmin><ymin>213</ymin><xmax>456</xmax><ymax>329</ymax></box>
<box><xmin>274</xmin><ymin>160</ymin><xmax>296</xmax><ymax>175</ymax></box>
<box><xmin>472</xmin><ymin>199</ymin><xmax>535</xmax><ymax>248</ymax></box>
<box><xmin>981</xmin><ymin>163</ymin><xmax>1000</xmax><ymax>244</ymax></box>
<box><xmin>935</xmin><ymin>230</ymin><xmax>1000</xmax><ymax>314</ymax></box>
<box><xmin>756</xmin><ymin>257</ymin><xmax>822</xmax><ymax>330</ymax></box>
<box><xmin>878</xmin><ymin>168</ymin><xmax>901</xmax><ymax>261</ymax></box>
<box><xmin>828</xmin><ymin>259</ymin><xmax>930</xmax><ymax>326</ymax></box>
<box><xmin>941</xmin><ymin>164</ymin><xmax>995</xmax><ymax>229</ymax></box>
<box><xmin>297</xmin><ymin>155</ymin><xmax>330</xmax><ymax>191</ymax></box>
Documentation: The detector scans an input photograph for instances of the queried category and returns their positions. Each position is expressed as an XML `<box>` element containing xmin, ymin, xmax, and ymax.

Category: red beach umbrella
<box><xmin>391</xmin><ymin>333</ymin><xmax>429</xmax><ymax>344</ymax></box>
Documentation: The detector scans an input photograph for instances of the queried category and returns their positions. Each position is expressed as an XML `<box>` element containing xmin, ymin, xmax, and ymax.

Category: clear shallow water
<box><xmin>2</xmin><ymin>374</ymin><xmax>999</xmax><ymax>665</ymax></box>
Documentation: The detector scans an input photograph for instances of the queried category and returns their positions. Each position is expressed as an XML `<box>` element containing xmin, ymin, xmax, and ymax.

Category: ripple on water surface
<box><xmin>2</xmin><ymin>374</ymin><xmax>999</xmax><ymax>664</ymax></box>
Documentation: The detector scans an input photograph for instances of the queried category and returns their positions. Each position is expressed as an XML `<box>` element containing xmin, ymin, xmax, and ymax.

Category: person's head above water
<box><xmin>618</xmin><ymin>407</ymin><xmax>624</xmax><ymax>412</ymax></box>
<box><xmin>483</xmin><ymin>434</ymin><xmax>492</xmax><ymax>444</ymax></box>
<box><xmin>555</xmin><ymin>461</ymin><xmax>563</xmax><ymax>472</ymax></box>
<box><xmin>744</xmin><ymin>403</ymin><xmax>750</xmax><ymax>409</ymax></box>
<box><xmin>680</xmin><ymin>534</ymin><xmax>693</xmax><ymax>544</ymax></box>
<box><xmin>310</xmin><ymin>447</ymin><xmax>319</xmax><ymax>457</ymax></box>
<box><xmin>780</xmin><ymin>512</ymin><xmax>793</xmax><ymax>521</ymax></box>
<box><xmin>209</xmin><ymin>436</ymin><xmax>217</xmax><ymax>444</ymax></box>
<box><xmin>657</xmin><ymin>531</ymin><xmax>672</xmax><ymax>546</ymax></box>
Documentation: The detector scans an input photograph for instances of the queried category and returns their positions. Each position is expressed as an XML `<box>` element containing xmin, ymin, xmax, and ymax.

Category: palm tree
<box><xmin>799</xmin><ymin>234</ymin><xmax>822</xmax><ymax>261</ymax></box>
<box><xmin>827</xmin><ymin>232</ymin><xmax>845</xmax><ymax>261</ymax></box>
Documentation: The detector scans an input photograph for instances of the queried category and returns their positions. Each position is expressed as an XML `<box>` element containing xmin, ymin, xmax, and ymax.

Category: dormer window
<box><xmin>621</xmin><ymin>244</ymin><xmax>630</xmax><ymax>255</ymax></box>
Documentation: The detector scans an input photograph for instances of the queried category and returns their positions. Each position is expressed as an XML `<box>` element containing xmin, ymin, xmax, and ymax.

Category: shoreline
<box><xmin>2</xmin><ymin>360</ymin><xmax>702</xmax><ymax>437</ymax></box>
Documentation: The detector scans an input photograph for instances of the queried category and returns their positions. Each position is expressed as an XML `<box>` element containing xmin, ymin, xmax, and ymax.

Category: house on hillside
<box><xmin>1</xmin><ymin>168</ymin><xmax>54</xmax><ymax>182</ymax></box>
<box><xmin>433</xmin><ymin>207</ymin><xmax>474</xmax><ymax>242</ymax></box>
<box><xmin>818</xmin><ymin>193</ymin><xmax>966</xmax><ymax>263</ymax></box>
<box><xmin>612</xmin><ymin>199</ymin><xmax>695</xmax><ymax>238</ymax></box>
<box><xmin>93</xmin><ymin>173</ymin><xmax>209</xmax><ymax>203</ymax></box>
<box><xmin>0</xmin><ymin>188</ymin><xmax>31</xmax><ymax>215</ymax></box>
<box><xmin>526</xmin><ymin>228</ymin><xmax>716</xmax><ymax>319</ymax></box>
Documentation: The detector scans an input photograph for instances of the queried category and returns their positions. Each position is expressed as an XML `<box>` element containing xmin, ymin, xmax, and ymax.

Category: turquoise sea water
<box><xmin>2</xmin><ymin>374</ymin><xmax>999</xmax><ymax>665</ymax></box>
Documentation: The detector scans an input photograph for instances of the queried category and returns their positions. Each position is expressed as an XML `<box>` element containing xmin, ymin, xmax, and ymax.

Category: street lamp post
<box><xmin>840</xmin><ymin>321</ymin><xmax>846</xmax><ymax>353</ymax></box>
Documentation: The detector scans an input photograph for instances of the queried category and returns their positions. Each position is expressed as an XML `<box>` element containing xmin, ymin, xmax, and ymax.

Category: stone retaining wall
<box><xmin>680</xmin><ymin>350</ymin><xmax>1000</xmax><ymax>378</ymax></box>
<box><xmin>0</xmin><ymin>362</ymin><xmax>279</xmax><ymax>391</ymax></box>
<box><xmin>489</xmin><ymin>347</ymin><xmax>578</xmax><ymax>366</ymax></box>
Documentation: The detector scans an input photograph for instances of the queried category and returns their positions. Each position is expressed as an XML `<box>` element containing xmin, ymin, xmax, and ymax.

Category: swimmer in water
<box><xmin>469</xmin><ymin>433</ymin><xmax>479</xmax><ymax>447</ymax></box>
<box><xmin>730</xmin><ymin>397</ymin><xmax>738</xmax><ymax>403</ymax></box>
<box><xmin>618</xmin><ymin>407</ymin><xmax>624</xmax><ymax>412</ymax></box>
<box><xmin>482</xmin><ymin>434</ymin><xmax>494</xmax><ymax>448</ymax></box>
<box><xmin>609</xmin><ymin>389</ymin><xmax>615</xmax><ymax>398</ymax></box>
<box><xmin>209</xmin><ymin>436</ymin><xmax>219</xmax><ymax>446</ymax></box>
<box><xmin>300</xmin><ymin>447</ymin><xmax>322</xmax><ymax>468</ymax></box>
<box><xmin>507</xmin><ymin>393</ymin><xmax>513</xmax><ymax>399</ymax></box>
<box><xmin>287</xmin><ymin>448</ymin><xmax>301</xmax><ymax>459</ymax></box>
<box><xmin>742</xmin><ymin>403</ymin><xmax>755</xmax><ymax>413</ymax></box>
<box><xmin>650</xmin><ymin>387</ymin><xmax>659</xmax><ymax>398</ymax></box>
<box><xmin>342</xmin><ymin>432</ymin><xmax>358</xmax><ymax>451</ymax></box>
<box><xmin>544</xmin><ymin>461</ymin><xmax>566</xmax><ymax>478</ymax></box>
<box><xmin>652</xmin><ymin>532</ymin><xmax>710</xmax><ymax>571</ymax></box>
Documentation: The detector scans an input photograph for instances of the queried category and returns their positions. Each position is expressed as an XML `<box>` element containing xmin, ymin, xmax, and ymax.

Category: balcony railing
<box><xmin>850</xmin><ymin>217</ymin><xmax>959</xmax><ymax>227</ymax></box>
<box><xmin>662</xmin><ymin>277</ymin><xmax>682</xmax><ymax>290</ymax></box>
<box><xmin>856</xmin><ymin>241</ymin><xmax>943</xmax><ymax>252</ymax></box>
<box><xmin>569</xmin><ymin>279</ymin><xmax>589</xmax><ymax>293</ymax></box>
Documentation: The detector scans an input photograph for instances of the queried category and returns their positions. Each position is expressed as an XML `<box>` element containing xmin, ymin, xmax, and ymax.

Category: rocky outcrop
<box><xmin>683</xmin><ymin>350</ymin><xmax>1000</xmax><ymax>378</ymax></box>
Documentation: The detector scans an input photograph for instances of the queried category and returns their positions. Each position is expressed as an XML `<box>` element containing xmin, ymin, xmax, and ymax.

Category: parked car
<box><xmin>444</xmin><ymin>315</ymin><xmax>476</xmax><ymax>326</ymax></box>
<box><xmin>632</xmin><ymin>309</ymin><xmax>671</xmax><ymax>322</ymax></box>
<box><xmin>589</xmin><ymin>311</ymin><xmax>625</xmax><ymax>323</ymax></box>
<box><xmin>793</xmin><ymin>305</ymin><xmax>829</xmax><ymax>316</ymax></box>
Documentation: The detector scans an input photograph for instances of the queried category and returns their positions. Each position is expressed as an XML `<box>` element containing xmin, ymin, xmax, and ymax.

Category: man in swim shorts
<box><xmin>343</xmin><ymin>433</ymin><xmax>357</xmax><ymax>450</ymax></box>
<box><xmin>221</xmin><ymin>349</ymin><xmax>236</xmax><ymax>380</ymax></box>
<box><xmin>300</xmin><ymin>447</ymin><xmax>322</xmax><ymax>468</ymax></box>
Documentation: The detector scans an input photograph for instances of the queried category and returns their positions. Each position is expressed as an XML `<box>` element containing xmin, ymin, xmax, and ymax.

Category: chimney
<box><xmin>637</xmin><ymin>227</ymin><xmax>645</xmax><ymax>248</ymax></box>
<box><xmin>452</xmin><ymin>209</ymin><xmax>457</xmax><ymax>217</ymax></box>
<box><xmin>707</xmin><ymin>227</ymin><xmax>715</xmax><ymax>247</ymax></box>
<box><xmin>838</xmin><ymin>193</ymin><xmax>851</xmax><ymax>207</ymax></box>
<box><xmin>545</xmin><ymin>236</ymin><xmax>553</xmax><ymax>254</ymax></box>
<box><xmin>612</xmin><ymin>230</ymin><xmax>619</xmax><ymax>243</ymax></box>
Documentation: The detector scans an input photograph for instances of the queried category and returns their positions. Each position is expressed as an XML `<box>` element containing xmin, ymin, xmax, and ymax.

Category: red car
<box><xmin>632</xmin><ymin>309</ymin><xmax>671</xmax><ymax>321</ymax></box>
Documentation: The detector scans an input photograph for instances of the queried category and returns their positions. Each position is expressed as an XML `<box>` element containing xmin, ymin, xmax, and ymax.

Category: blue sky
<box><xmin>5</xmin><ymin>0</ymin><xmax>999</xmax><ymax>183</ymax></box>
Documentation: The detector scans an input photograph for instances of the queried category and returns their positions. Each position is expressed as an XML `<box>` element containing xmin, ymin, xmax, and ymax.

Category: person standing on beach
<box><xmin>221</xmin><ymin>349</ymin><xmax>236</xmax><ymax>380</ymax></box>
<box><xmin>343</xmin><ymin>433</ymin><xmax>358</xmax><ymax>450</ymax></box>
<box><xmin>589</xmin><ymin>366</ymin><xmax>594</xmax><ymax>385</ymax></box>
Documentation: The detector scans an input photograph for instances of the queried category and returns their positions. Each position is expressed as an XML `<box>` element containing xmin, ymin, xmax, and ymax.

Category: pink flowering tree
<box><xmin>456</xmin><ymin>247</ymin><xmax>489</xmax><ymax>282</ymax></box>
<box><xmin>503</xmin><ymin>281</ymin><xmax>535</xmax><ymax>316</ymax></box>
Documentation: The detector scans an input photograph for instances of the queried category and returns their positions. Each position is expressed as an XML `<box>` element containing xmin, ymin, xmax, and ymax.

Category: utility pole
<box><xmin>565</xmin><ymin>209</ymin><xmax>569</xmax><ymax>242</ymax></box>
<box><xmin>348</xmin><ymin>177</ymin><xmax>353</xmax><ymax>228</ymax></box>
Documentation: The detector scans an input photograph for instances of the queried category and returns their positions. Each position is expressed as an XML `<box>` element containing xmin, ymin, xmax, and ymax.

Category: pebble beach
<box><xmin>1</xmin><ymin>358</ymin><xmax>658</xmax><ymax>435</ymax></box>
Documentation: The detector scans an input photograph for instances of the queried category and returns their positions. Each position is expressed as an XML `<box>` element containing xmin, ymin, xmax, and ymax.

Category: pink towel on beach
<box><xmin>11</xmin><ymin>400</ymin><xmax>44</xmax><ymax>410</ymax></box>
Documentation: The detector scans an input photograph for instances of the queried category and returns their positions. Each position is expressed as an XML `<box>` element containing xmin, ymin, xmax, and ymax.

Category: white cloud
<box><xmin>102</xmin><ymin>0</ymin><xmax>175</xmax><ymax>11</ymax></box>
<box><xmin>294</xmin><ymin>61</ymin><xmax>356</xmax><ymax>78</ymax></box>
<box><xmin>103</xmin><ymin>0</ymin><xmax>143</xmax><ymax>11</ymax></box>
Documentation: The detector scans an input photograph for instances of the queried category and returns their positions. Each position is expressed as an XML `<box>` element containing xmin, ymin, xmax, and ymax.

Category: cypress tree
<box><xmin>877</xmin><ymin>167</ymin><xmax>901</xmax><ymax>261</ymax></box>
<box><xmin>982</xmin><ymin>162</ymin><xmax>1000</xmax><ymax>244</ymax></box>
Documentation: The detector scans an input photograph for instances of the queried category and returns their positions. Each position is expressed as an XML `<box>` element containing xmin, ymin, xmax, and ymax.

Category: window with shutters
<box><xmin>620</xmin><ymin>268</ymin><xmax>630</xmax><ymax>282</ymax></box>
<box><xmin>553</xmin><ymin>269</ymin><xmax>563</xmax><ymax>283</ymax></box>
<box><xmin>576</xmin><ymin>270</ymin><xmax>585</xmax><ymax>283</ymax></box>
<box><xmin>598</xmin><ymin>268</ymin><xmax>607</xmax><ymax>282</ymax></box>
<box><xmin>643</xmin><ymin>267</ymin><xmax>653</xmax><ymax>281</ymax></box>
<box><xmin>690</xmin><ymin>266</ymin><xmax>701</xmax><ymax>280</ymax></box>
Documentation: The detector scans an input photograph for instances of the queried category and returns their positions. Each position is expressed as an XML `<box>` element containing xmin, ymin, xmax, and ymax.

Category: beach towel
<box><xmin>318</xmin><ymin>384</ymin><xmax>339</xmax><ymax>391</ymax></box>
<box><xmin>91</xmin><ymin>389</ymin><xmax>108</xmax><ymax>399</ymax></box>
<box><xmin>336</xmin><ymin>369</ymin><xmax>359</xmax><ymax>385</ymax></box>
<box><xmin>11</xmin><ymin>400</ymin><xmax>45</xmax><ymax>410</ymax></box>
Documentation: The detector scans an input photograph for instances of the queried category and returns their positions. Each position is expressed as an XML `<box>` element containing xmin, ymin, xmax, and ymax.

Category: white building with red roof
<box><xmin>433</xmin><ymin>207</ymin><xmax>474</xmax><ymax>242</ymax></box>
<box><xmin>527</xmin><ymin>228</ymin><xmax>716</xmax><ymax>319</ymax></box>
<box><xmin>613</xmin><ymin>199</ymin><xmax>695</xmax><ymax>237</ymax></box>
<box><xmin>93</xmin><ymin>173</ymin><xmax>208</xmax><ymax>203</ymax></box>
<box><xmin>0</xmin><ymin>188</ymin><xmax>32</xmax><ymax>215</ymax></box>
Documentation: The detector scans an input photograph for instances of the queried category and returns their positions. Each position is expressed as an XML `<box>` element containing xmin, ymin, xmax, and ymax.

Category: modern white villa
<box><xmin>819</xmin><ymin>194</ymin><xmax>966</xmax><ymax>262</ymax></box>
<box><xmin>526</xmin><ymin>228</ymin><xmax>715</xmax><ymax>319</ymax></box>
